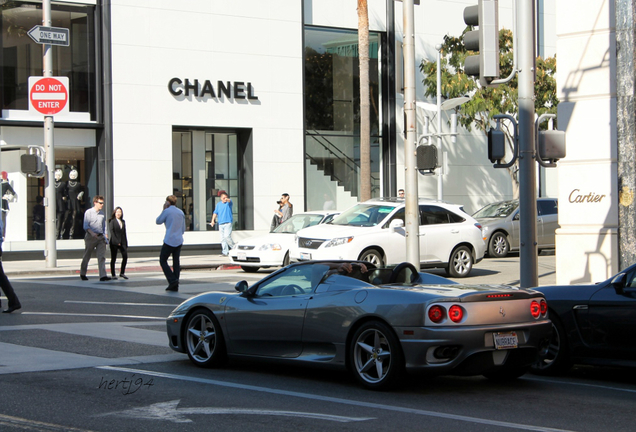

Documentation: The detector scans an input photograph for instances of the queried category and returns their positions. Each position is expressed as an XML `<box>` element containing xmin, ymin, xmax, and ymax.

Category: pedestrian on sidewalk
<box><xmin>211</xmin><ymin>191</ymin><xmax>235</xmax><ymax>256</ymax></box>
<box><xmin>0</xmin><ymin>217</ymin><xmax>21</xmax><ymax>313</ymax></box>
<box><xmin>80</xmin><ymin>195</ymin><xmax>110</xmax><ymax>281</ymax></box>
<box><xmin>108</xmin><ymin>206</ymin><xmax>128</xmax><ymax>280</ymax></box>
<box><xmin>275</xmin><ymin>193</ymin><xmax>293</xmax><ymax>223</ymax></box>
<box><xmin>156</xmin><ymin>195</ymin><xmax>185</xmax><ymax>291</ymax></box>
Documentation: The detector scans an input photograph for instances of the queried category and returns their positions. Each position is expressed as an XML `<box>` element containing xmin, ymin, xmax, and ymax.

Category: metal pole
<box><xmin>436</xmin><ymin>44</ymin><xmax>443</xmax><ymax>200</ymax></box>
<box><xmin>517</xmin><ymin>0</ymin><xmax>537</xmax><ymax>287</ymax></box>
<box><xmin>43</xmin><ymin>0</ymin><xmax>57</xmax><ymax>267</ymax></box>
<box><xmin>403</xmin><ymin>0</ymin><xmax>420</xmax><ymax>270</ymax></box>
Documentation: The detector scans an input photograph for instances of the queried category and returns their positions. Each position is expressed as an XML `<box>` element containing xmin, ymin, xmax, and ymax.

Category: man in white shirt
<box><xmin>156</xmin><ymin>195</ymin><xmax>185</xmax><ymax>291</ymax></box>
<box><xmin>80</xmin><ymin>195</ymin><xmax>109</xmax><ymax>281</ymax></box>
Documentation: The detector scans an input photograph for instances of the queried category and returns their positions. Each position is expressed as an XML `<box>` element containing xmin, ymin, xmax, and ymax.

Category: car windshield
<box><xmin>330</xmin><ymin>203</ymin><xmax>396</xmax><ymax>227</ymax></box>
<box><xmin>273</xmin><ymin>213</ymin><xmax>326</xmax><ymax>234</ymax></box>
<box><xmin>473</xmin><ymin>200</ymin><xmax>518</xmax><ymax>218</ymax></box>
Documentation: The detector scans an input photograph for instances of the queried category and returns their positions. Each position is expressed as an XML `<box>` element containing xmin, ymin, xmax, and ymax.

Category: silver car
<box><xmin>166</xmin><ymin>260</ymin><xmax>552</xmax><ymax>390</ymax></box>
<box><xmin>473</xmin><ymin>198</ymin><xmax>558</xmax><ymax>258</ymax></box>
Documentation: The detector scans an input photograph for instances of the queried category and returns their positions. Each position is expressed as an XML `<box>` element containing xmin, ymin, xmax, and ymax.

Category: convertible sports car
<box><xmin>531</xmin><ymin>264</ymin><xmax>636</xmax><ymax>375</ymax></box>
<box><xmin>167</xmin><ymin>261</ymin><xmax>551</xmax><ymax>389</ymax></box>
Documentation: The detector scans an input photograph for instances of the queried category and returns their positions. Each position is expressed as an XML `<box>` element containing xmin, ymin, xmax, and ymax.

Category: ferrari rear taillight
<box><xmin>428</xmin><ymin>305</ymin><xmax>444</xmax><ymax>323</ymax></box>
<box><xmin>530</xmin><ymin>300</ymin><xmax>541</xmax><ymax>318</ymax></box>
<box><xmin>540</xmin><ymin>299</ymin><xmax>548</xmax><ymax>315</ymax></box>
<box><xmin>449</xmin><ymin>305</ymin><xmax>464</xmax><ymax>323</ymax></box>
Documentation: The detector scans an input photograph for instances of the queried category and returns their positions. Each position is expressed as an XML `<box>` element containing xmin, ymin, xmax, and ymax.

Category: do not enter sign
<box><xmin>28</xmin><ymin>76</ymin><xmax>69</xmax><ymax>116</ymax></box>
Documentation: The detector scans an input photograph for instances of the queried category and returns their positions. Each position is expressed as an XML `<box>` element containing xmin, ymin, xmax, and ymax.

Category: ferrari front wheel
<box><xmin>349</xmin><ymin>321</ymin><xmax>403</xmax><ymax>390</ymax></box>
<box><xmin>185</xmin><ymin>309</ymin><xmax>226</xmax><ymax>367</ymax></box>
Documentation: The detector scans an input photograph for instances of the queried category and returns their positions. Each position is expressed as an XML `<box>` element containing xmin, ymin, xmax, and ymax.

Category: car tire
<box><xmin>489</xmin><ymin>232</ymin><xmax>510</xmax><ymax>258</ymax></box>
<box><xmin>359</xmin><ymin>248</ymin><xmax>384</xmax><ymax>267</ymax></box>
<box><xmin>446</xmin><ymin>246</ymin><xmax>473</xmax><ymax>278</ymax></box>
<box><xmin>483</xmin><ymin>365</ymin><xmax>530</xmax><ymax>382</ymax></box>
<box><xmin>282</xmin><ymin>252</ymin><xmax>290</xmax><ymax>267</ymax></box>
<box><xmin>241</xmin><ymin>266</ymin><xmax>260</xmax><ymax>273</ymax></box>
<box><xmin>530</xmin><ymin>314</ymin><xmax>572</xmax><ymax>375</ymax></box>
<box><xmin>184</xmin><ymin>309</ymin><xmax>227</xmax><ymax>368</ymax></box>
<box><xmin>349</xmin><ymin>321</ymin><xmax>403</xmax><ymax>390</ymax></box>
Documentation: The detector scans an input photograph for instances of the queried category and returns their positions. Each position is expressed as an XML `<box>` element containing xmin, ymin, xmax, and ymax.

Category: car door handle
<box><xmin>451</xmin><ymin>229</ymin><xmax>460</xmax><ymax>234</ymax></box>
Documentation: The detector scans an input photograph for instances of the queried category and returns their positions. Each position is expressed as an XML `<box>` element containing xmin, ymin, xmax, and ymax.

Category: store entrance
<box><xmin>172</xmin><ymin>128</ymin><xmax>252</xmax><ymax>231</ymax></box>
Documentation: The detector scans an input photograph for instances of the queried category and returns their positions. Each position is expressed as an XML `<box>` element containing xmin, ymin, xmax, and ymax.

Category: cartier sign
<box><xmin>568</xmin><ymin>189</ymin><xmax>606</xmax><ymax>203</ymax></box>
<box><xmin>168</xmin><ymin>78</ymin><xmax>258</xmax><ymax>101</ymax></box>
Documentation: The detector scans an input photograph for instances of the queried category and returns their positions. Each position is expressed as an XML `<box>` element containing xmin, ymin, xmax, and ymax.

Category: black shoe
<box><xmin>100</xmin><ymin>276</ymin><xmax>112</xmax><ymax>281</ymax></box>
<box><xmin>111</xmin><ymin>276</ymin><xmax>118</xmax><ymax>280</ymax></box>
<box><xmin>119</xmin><ymin>274</ymin><xmax>128</xmax><ymax>280</ymax></box>
<box><xmin>3</xmin><ymin>303</ymin><xmax>21</xmax><ymax>313</ymax></box>
<box><xmin>80</xmin><ymin>275</ymin><xmax>88</xmax><ymax>281</ymax></box>
<box><xmin>165</xmin><ymin>282</ymin><xmax>179</xmax><ymax>292</ymax></box>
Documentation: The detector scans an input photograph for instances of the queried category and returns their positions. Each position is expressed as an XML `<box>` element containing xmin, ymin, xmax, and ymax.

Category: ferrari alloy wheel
<box><xmin>349</xmin><ymin>321</ymin><xmax>402</xmax><ymax>390</ymax></box>
<box><xmin>530</xmin><ymin>314</ymin><xmax>572</xmax><ymax>375</ymax></box>
<box><xmin>185</xmin><ymin>309</ymin><xmax>226</xmax><ymax>367</ymax></box>
<box><xmin>489</xmin><ymin>232</ymin><xmax>510</xmax><ymax>258</ymax></box>
<box><xmin>447</xmin><ymin>246</ymin><xmax>473</xmax><ymax>278</ymax></box>
<box><xmin>359</xmin><ymin>248</ymin><xmax>384</xmax><ymax>267</ymax></box>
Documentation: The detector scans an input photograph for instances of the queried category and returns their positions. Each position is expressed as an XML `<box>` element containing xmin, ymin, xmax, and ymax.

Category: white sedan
<box><xmin>290</xmin><ymin>198</ymin><xmax>486</xmax><ymax>277</ymax></box>
<box><xmin>230</xmin><ymin>211</ymin><xmax>339</xmax><ymax>273</ymax></box>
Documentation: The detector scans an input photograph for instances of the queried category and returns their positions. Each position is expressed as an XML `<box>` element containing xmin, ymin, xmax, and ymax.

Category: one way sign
<box><xmin>27</xmin><ymin>26</ymin><xmax>69</xmax><ymax>47</ymax></box>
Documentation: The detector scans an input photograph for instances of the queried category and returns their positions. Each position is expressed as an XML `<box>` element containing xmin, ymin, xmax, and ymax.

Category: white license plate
<box><xmin>300</xmin><ymin>252</ymin><xmax>312</xmax><ymax>260</ymax></box>
<box><xmin>493</xmin><ymin>331</ymin><xmax>518</xmax><ymax>350</ymax></box>
<box><xmin>238</xmin><ymin>252</ymin><xmax>246</xmax><ymax>261</ymax></box>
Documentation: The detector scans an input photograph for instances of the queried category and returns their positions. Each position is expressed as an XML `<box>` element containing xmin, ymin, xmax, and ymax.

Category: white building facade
<box><xmin>1</xmin><ymin>1</ymin><xmax>562</xmax><ymax>259</ymax></box>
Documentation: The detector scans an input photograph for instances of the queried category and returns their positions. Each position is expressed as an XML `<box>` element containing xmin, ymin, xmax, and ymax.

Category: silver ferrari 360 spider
<box><xmin>166</xmin><ymin>261</ymin><xmax>551</xmax><ymax>389</ymax></box>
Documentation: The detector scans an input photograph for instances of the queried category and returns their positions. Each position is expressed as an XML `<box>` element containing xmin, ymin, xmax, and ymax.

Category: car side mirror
<box><xmin>610</xmin><ymin>273</ymin><xmax>626</xmax><ymax>295</ymax></box>
<box><xmin>513</xmin><ymin>213</ymin><xmax>520</xmax><ymax>221</ymax></box>
<box><xmin>389</xmin><ymin>219</ymin><xmax>404</xmax><ymax>230</ymax></box>
<box><xmin>235</xmin><ymin>280</ymin><xmax>249</xmax><ymax>293</ymax></box>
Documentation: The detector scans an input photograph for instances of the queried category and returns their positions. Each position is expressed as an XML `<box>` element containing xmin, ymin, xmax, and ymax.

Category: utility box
<box><xmin>539</xmin><ymin>130</ymin><xmax>566</xmax><ymax>161</ymax></box>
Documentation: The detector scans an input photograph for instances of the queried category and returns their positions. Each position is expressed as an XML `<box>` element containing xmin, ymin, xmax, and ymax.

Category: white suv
<box><xmin>290</xmin><ymin>198</ymin><xmax>486</xmax><ymax>277</ymax></box>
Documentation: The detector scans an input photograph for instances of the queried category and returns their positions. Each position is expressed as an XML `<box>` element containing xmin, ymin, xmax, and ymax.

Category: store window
<box><xmin>24</xmin><ymin>147</ymin><xmax>97</xmax><ymax>240</ymax></box>
<box><xmin>172</xmin><ymin>129</ymin><xmax>244</xmax><ymax>231</ymax></box>
<box><xmin>1</xmin><ymin>1</ymin><xmax>97</xmax><ymax>119</ymax></box>
<box><xmin>304</xmin><ymin>26</ymin><xmax>383</xmax><ymax>211</ymax></box>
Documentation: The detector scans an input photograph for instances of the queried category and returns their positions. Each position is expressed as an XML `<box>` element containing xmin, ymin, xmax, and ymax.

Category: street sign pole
<box><xmin>43</xmin><ymin>0</ymin><xmax>57</xmax><ymax>268</ymax></box>
<box><xmin>517</xmin><ymin>0</ymin><xmax>538</xmax><ymax>288</ymax></box>
<box><xmin>403</xmin><ymin>0</ymin><xmax>420</xmax><ymax>270</ymax></box>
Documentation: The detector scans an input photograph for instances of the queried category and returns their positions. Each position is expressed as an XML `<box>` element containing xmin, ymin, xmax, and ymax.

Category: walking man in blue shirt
<box><xmin>156</xmin><ymin>195</ymin><xmax>185</xmax><ymax>291</ymax></box>
<box><xmin>80</xmin><ymin>195</ymin><xmax>109</xmax><ymax>281</ymax></box>
<box><xmin>211</xmin><ymin>192</ymin><xmax>235</xmax><ymax>256</ymax></box>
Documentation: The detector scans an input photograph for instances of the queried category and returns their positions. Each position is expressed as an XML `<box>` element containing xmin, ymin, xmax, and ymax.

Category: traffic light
<box><xmin>488</xmin><ymin>128</ymin><xmax>506</xmax><ymax>163</ymax></box>
<box><xmin>538</xmin><ymin>130</ymin><xmax>566</xmax><ymax>163</ymax></box>
<box><xmin>416</xmin><ymin>145</ymin><xmax>437</xmax><ymax>174</ymax></box>
<box><xmin>20</xmin><ymin>146</ymin><xmax>46</xmax><ymax>178</ymax></box>
<box><xmin>463</xmin><ymin>0</ymin><xmax>500</xmax><ymax>86</ymax></box>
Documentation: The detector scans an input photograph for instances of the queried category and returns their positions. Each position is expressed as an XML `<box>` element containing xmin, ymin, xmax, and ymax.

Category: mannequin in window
<box><xmin>66</xmin><ymin>168</ymin><xmax>85</xmax><ymax>238</ymax></box>
<box><xmin>1</xmin><ymin>171</ymin><xmax>16</xmax><ymax>237</ymax></box>
<box><xmin>55</xmin><ymin>169</ymin><xmax>69</xmax><ymax>239</ymax></box>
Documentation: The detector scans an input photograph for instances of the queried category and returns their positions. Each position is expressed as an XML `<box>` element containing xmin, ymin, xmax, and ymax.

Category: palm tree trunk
<box><xmin>358</xmin><ymin>0</ymin><xmax>371</xmax><ymax>201</ymax></box>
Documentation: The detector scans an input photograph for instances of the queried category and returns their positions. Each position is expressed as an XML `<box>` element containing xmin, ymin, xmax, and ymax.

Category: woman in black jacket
<box><xmin>108</xmin><ymin>206</ymin><xmax>128</xmax><ymax>279</ymax></box>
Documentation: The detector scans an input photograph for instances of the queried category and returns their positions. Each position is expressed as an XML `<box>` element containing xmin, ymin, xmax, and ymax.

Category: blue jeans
<box><xmin>219</xmin><ymin>222</ymin><xmax>235</xmax><ymax>255</ymax></box>
<box><xmin>160</xmin><ymin>243</ymin><xmax>181</xmax><ymax>285</ymax></box>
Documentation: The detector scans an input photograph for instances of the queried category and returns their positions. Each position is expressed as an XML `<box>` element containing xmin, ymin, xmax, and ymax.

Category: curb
<box><xmin>4</xmin><ymin>263</ymin><xmax>231</xmax><ymax>278</ymax></box>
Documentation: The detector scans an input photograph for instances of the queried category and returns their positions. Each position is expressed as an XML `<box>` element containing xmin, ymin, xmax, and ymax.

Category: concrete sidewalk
<box><xmin>2</xmin><ymin>252</ymin><xmax>236</xmax><ymax>277</ymax></box>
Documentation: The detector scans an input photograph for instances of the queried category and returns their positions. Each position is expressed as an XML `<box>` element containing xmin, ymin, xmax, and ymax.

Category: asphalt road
<box><xmin>1</xmin><ymin>260</ymin><xmax>633</xmax><ymax>432</ymax></box>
